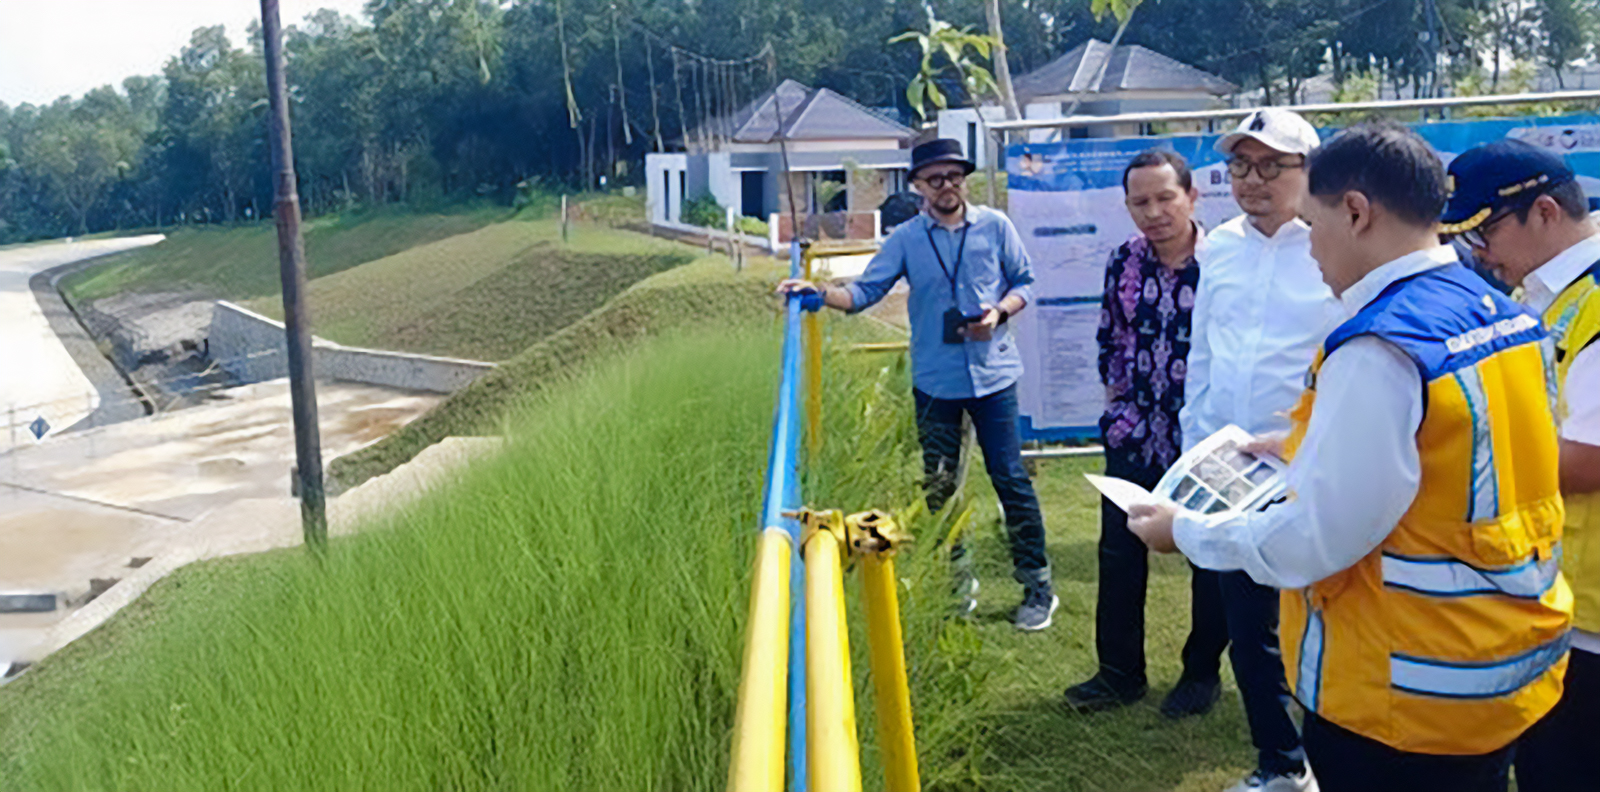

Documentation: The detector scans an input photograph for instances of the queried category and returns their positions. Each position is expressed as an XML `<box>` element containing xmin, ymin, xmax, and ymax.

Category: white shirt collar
<box><xmin>1242</xmin><ymin>216</ymin><xmax>1310</xmax><ymax>242</ymax></box>
<box><xmin>1522</xmin><ymin>232</ymin><xmax>1600</xmax><ymax>314</ymax></box>
<box><xmin>1340</xmin><ymin>245</ymin><xmax>1459</xmax><ymax>316</ymax></box>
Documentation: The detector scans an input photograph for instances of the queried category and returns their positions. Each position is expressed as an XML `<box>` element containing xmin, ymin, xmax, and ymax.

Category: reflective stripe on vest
<box><xmin>1390</xmin><ymin>632</ymin><xmax>1570</xmax><ymax>700</ymax></box>
<box><xmin>1295</xmin><ymin>599</ymin><xmax>1325</xmax><ymax>712</ymax></box>
<box><xmin>1382</xmin><ymin>549</ymin><xmax>1563</xmax><ymax>600</ymax></box>
<box><xmin>1453</xmin><ymin>366</ymin><xmax>1500</xmax><ymax>522</ymax></box>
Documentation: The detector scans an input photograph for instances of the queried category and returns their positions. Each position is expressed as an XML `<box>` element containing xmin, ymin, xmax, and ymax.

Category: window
<box><xmin>741</xmin><ymin>171</ymin><xmax>766</xmax><ymax>218</ymax></box>
<box><xmin>967</xmin><ymin>121</ymin><xmax>978</xmax><ymax>163</ymax></box>
<box><xmin>663</xmin><ymin>170</ymin><xmax>671</xmax><ymax>220</ymax></box>
<box><xmin>678</xmin><ymin>171</ymin><xmax>686</xmax><ymax>220</ymax></box>
<box><xmin>812</xmin><ymin>170</ymin><xmax>848</xmax><ymax>213</ymax></box>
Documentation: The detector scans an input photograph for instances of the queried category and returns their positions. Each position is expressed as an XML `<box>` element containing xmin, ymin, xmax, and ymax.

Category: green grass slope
<box><xmin>325</xmin><ymin>256</ymin><xmax>788</xmax><ymax>491</ymax></box>
<box><xmin>0</xmin><ymin>323</ymin><xmax>982</xmax><ymax>792</ymax></box>
<box><xmin>245</xmin><ymin>219</ymin><xmax>703</xmax><ymax>359</ymax></box>
<box><xmin>61</xmin><ymin>207</ymin><xmax>503</xmax><ymax>303</ymax></box>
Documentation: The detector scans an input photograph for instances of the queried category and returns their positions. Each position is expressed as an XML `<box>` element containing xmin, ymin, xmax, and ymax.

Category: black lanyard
<box><xmin>925</xmin><ymin>221</ymin><xmax>971</xmax><ymax>303</ymax></box>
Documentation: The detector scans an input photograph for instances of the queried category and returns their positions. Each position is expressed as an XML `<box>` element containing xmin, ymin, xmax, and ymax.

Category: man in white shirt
<box><xmin>1131</xmin><ymin>122</ymin><xmax>1570</xmax><ymax>792</ymax></box>
<box><xmin>1441</xmin><ymin>139</ymin><xmax>1600</xmax><ymax>792</ymax></box>
<box><xmin>1179</xmin><ymin>108</ymin><xmax>1338</xmax><ymax>792</ymax></box>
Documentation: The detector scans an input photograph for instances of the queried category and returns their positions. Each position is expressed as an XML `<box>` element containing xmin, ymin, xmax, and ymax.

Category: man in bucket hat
<box><xmin>777</xmin><ymin>139</ymin><xmax>1058</xmax><ymax>630</ymax></box>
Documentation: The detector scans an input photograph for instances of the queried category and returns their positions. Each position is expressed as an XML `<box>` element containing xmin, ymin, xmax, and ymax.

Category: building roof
<box><xmin>1012</xmin><ymin>39</ymin><xmax>1237</xmax><ymax>104</ymax></box>
<box><xmin>691</xmin><ymin>79</ymin><xmax>916</xmax><ymax>148</ymax></box>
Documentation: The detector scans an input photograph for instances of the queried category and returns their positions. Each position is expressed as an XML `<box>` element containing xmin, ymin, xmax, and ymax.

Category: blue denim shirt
<box><xmin>846</xmin><ymin>205</ymin><xmax>1035</xmax><ymax>399</ymax></box>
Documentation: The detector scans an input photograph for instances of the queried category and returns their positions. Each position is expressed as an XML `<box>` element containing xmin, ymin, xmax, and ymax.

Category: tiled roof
<box><xmin>1012</xmin><ymin>39</ymin><xmax>1237</xmax><ymax>104</ymax></box>
<box><xmin>695</xmin><ymin>79</ymin><xmax>916</xmax><ymax>145</ymax></box>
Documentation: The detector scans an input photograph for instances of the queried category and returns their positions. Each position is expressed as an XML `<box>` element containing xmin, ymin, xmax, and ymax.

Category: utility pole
<box><xmin>260</xmin><ymin>0</ymin><xmax>327</xmax><ymax>550</ymax></box>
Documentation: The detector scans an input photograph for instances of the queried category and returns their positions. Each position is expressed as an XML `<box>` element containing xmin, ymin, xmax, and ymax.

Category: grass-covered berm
<box><xmin>0</xmin><ymin>320</ymin><xmax>991</xmax><ymax>792</ymax></box>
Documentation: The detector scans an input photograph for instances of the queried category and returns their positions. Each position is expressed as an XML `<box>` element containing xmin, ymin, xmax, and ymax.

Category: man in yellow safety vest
<box><xmin>1128</xmin><ymin>122</ymin><xmax>1571</xmax><ymax>792</ymax></box>
<box><xmin>1441</xmin><ymin>138</ymin><xmax>1600</xmax><ymax>792</ymax></box>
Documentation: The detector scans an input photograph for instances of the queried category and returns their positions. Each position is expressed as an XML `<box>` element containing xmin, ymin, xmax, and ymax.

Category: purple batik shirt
<box><xmin>1097</xmin><ymin>230</ymin><xmax>1201</xmax><ymax>480</ymax></box>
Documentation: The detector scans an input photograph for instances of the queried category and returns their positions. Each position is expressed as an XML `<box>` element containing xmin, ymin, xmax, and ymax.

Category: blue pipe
<box><xmin>754</xmin><ymin>241</ymin><xmax>807</xmax><ymax>792</ymax></box>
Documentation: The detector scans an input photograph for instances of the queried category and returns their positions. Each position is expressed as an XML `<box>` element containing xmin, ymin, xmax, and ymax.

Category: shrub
<box><xmin>681</xmin><ymin>195</ymin><xmax>726</xmax><ymax>229</ymax></box>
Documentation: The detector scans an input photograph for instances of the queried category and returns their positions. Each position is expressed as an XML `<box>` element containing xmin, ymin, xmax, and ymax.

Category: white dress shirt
<box><xmin>1173</xmin><ymin>247</ymin><xmax>1460</xmax><ymax>589</ymax></box>
<box><xmin>1522</xmin><ymin>232</ymin><xmax>1600</xmax><ymax>447</ymax></box>
<box><xmin>1521</xmin><ymin>232</ymin><xmax>1600</xmax><ymax>655</ymax></box>
<box><xmin>1180</xmin><ymin>216</ymin><xmax>1343</xmax><ymax>451</ymax></box>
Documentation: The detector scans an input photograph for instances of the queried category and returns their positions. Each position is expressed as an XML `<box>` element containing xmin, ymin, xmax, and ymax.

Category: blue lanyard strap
<box><xmin>925</xmin><ymin>220</ymin><xmax>971</xmax><ymax>303</ymax></box>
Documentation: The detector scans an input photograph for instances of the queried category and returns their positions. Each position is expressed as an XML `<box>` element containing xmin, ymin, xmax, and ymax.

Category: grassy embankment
<box><xmin>59</xmin><ymin>206</ymin><xmax>506</xmax><ymax>304</ymax></box>
<box><xmin>242</xmin><ymin>215</ymin><xmax>705</xmax><ymax>362</ymax></box>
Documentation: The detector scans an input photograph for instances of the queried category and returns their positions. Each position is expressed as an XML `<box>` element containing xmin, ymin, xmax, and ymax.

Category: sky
<box><xmin>0</xmin><ymin>0</ymin><xmax>371</xmax><ymax>107</ymax></box>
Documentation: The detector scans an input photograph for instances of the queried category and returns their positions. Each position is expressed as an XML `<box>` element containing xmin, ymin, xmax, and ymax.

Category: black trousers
<box><xmin>1219</xmin><ymin>570</ymin><xmax>1306</xmax><ymax>776</ymax></box>
<box><xmin>1095</xmin><ymin>455</ymin><xmax>1229</xmax><ymax>691</ymax></box>
<box><xmin>1513</xmin><ymin>646</ymin><xmax>1599</xmax><ymax>792</ymax></box>
<box><xmin>1304</xmin><ymin>712</ymin><xmax>1513</xmax><ymax>792</ymax></box>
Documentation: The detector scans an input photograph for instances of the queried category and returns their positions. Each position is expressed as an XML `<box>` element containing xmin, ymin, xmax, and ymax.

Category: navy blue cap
<box><xmin>909</xmin><ymin>139</ymin><xmax>975</xmax><ymax>179</ymax></box>
<box><xmin>1441</xmin><ymin>139</ymin><xmax>1575</xmax><ymax>234</ymax></box>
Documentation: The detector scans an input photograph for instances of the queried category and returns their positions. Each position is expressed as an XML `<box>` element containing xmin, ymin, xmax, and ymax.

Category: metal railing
<box><xmin>985</xmin><ymin>88</ymin><xmax>1600</xmax><ymax>134</ymax></box>
<box><xmin>726</xmin><ymin>241</ymin><xmax>920</xmax><ymax>792</ymax></box>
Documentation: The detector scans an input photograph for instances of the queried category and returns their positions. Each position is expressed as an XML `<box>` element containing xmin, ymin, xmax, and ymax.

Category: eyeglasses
<box><xmin>1460</xmin><ymin>210</ymin><xmax>1517</xmax><ymax>249</ymax></box>
<box><xmin>1226</xmin><ymin>155</ymin><xmax>1304</xmax><ymax>182</ymax></box>
<box><xmin>918</xmin><ymin>171</ymin><xmax>966</xmax><ymax>190</ymax></box>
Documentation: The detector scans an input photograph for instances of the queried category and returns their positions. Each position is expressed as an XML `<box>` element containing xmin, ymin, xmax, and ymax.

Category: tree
<box><xmin>24</xmin><ymin>90</ymin><xmax>142</xmax><ymax>234</ymax></box>
<box><xmin>1538</xmin><ymin>0</ymin><xmax>1595</xmax><ymax>87</ymax></box>
<box><xmin>986</xmin><ymin>1</ymin><xmax>1022</xmax><ymax>121</ymax></box>
<box><xmin>891</xmin><ymin>20</ymin><xmax>1000</xmax><ymax>121</ymax></box>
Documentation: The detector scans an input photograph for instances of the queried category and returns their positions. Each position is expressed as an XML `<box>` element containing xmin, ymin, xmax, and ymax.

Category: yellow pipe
<box><xmin>860</xmin><ymin>554</ymin><xmax>920</xmax><ymax>792</ymax></box>
<box><xmin>846</xmin><ymin>341</ymin><xmax>909</xmax><ymax>354</ymax></box>
<box><xmin>726</xmin><ymin>528</ymin><xmax>792</xmax><ymax>792</ymax></box>
<box><xmin>804</xmin><ymin>528</ymin><xmax>863</xmax><ymax>792</ymax></box>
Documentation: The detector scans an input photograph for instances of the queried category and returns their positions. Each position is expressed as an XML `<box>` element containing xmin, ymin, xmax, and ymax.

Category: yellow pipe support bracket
<box><xmin>796</xmin><ymin>509</ymin><xmax>864</xmax><ymax>792</ymax></box>
<box><xmin>726</xmin><ymin>528</ymin><xmax>793</xmax><ymax>792</ymax></box>
<box><xmin>847</xmin><ymin>511</ymin><xmax>920</xmax><ymax>792</ymax></box>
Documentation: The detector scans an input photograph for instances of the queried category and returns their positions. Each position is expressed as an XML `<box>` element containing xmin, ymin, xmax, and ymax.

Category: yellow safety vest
<box><xmin>1543</xmin><ymin>258</ymin><xmax>1600</xmax><ymax>634</ymax></box>
<box><xmin>1280</xmin><ymin>263</ymin><xmax>1571</xmax><ymax>756</ymax></box>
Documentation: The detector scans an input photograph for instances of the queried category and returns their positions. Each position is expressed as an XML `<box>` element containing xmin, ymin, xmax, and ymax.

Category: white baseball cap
<box><xmin>1215</xmin><ymin>108</ymin><xmax>1321</xmax><ymax>156</ymax></box>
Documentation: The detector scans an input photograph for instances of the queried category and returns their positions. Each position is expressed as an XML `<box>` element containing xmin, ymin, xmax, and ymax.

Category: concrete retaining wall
<box><xmin>208</xmin><ymin>301</ymin><xmax>494</xmax><ymax>394</ymax></box>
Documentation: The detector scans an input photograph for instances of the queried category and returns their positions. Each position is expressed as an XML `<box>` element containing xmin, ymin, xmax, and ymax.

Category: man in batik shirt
<box><xmin>1066</xmin><ymin>149</ymin><xmax>1230</xmax><ymax>719</ymax></box>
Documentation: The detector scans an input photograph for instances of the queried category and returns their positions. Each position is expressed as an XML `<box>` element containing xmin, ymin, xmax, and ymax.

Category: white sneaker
<box><xmin>1223</xmin><ymin>768</ymin><xmax>1317</xmax><ymax>792</ymax></box>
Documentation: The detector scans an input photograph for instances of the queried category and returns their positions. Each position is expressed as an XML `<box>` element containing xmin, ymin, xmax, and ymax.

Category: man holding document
<box><xmin>1128</xmin><ymin>123</ymin><xmax>1571</xmax><ymax>792</ymax></box>
<box><xmin>1178</xmin><ymin>108</ymin><xmax>1335</xmax><ymax>792</ymax></box>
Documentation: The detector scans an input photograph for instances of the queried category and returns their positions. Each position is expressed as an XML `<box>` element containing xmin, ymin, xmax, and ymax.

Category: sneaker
<box><xmin>1014</xmin><ymin>588</ymin><xmax>1059</xmax><ymax>631</ymax></box>
<box><xmin>1159</xmin><ymin>675</ymin><xmax>1221</xmax><ymax>720</ymax></box>
<box><xmin>1223</xmin><ymin>768</ymin><xmax>1317</xmax><ymax>792</ymax></box>
<box><xmin>1063</xmin><ymin>673</ymin><xmax>1147</xmax><ymax>713</ymax></box>
<box><xmin>952</xmin><ymin>568</ymin><xmax>979</xmax><ymax>616</ymax></box>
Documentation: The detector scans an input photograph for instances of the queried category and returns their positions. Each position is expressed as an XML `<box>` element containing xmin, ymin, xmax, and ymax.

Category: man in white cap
<box><xmin>1181</xmin><ymin>109</ymin><xmax>1341</xmax><ymax>792</ymax></box>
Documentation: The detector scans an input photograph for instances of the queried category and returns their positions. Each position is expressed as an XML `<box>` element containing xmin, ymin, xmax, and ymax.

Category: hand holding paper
<box><xmin>1128</xmin><ymin>503</ymin><xmax>1179</xmax><ymax>553</ymax></box>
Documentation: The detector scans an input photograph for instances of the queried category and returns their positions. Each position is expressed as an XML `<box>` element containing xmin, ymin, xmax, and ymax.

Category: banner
<box><xmin>1007</xmin><ymin>113</ymin><xmax>1600</xmax><ymax>442</ymax></box>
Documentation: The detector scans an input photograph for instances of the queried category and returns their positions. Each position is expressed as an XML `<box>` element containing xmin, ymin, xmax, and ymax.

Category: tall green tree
<box><xmin>1538</xmin><ymin>0</ymin><xmax>1596</xmax><ymax>87</ymax></box>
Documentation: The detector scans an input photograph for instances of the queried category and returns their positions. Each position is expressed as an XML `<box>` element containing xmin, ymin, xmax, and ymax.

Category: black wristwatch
<box><xmin>996</xmin><ymin>306</ymin><xmax>1011</xmax><ymax>325</ymax></box>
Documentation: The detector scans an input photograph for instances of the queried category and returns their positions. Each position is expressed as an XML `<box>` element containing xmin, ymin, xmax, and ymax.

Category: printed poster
<box><xmin>1008</xmin><ymin>113</ymin><xmax>1600</xmax><ymax>442</ymax></box>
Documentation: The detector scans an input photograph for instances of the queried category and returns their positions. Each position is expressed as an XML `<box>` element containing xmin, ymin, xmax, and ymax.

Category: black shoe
<box><xmin>1063</xmin><ymin>673</ymin><xmax>1147</xmax><ymax>713</ymax></box>
<box><xmin>1159</xmin><ymin>676</ymin><xmax>1221</xmax><ymax>720</ymax></box>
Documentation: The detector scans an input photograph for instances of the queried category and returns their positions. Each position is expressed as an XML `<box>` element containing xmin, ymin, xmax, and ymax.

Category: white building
<box><xmin>646</xmin><ymin>80</ymin><xmax>918</xmax><ymax>246</ymax></box>
<box><xmin>939</xmin><ymin>39</ymin><xmax>1239</xmax><ymax>167</ymax></box>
